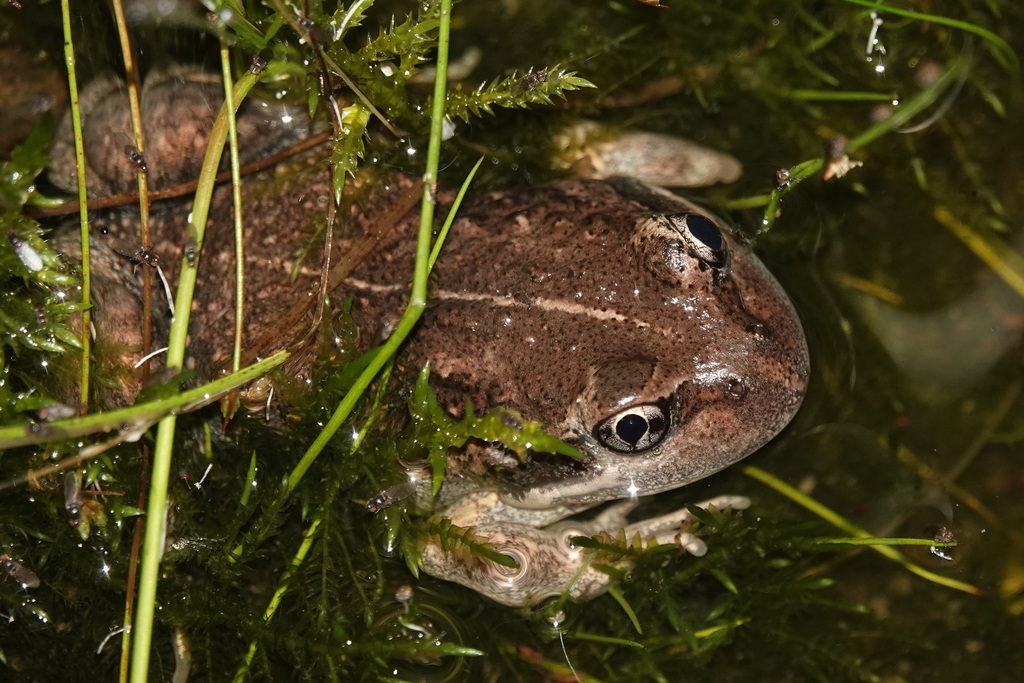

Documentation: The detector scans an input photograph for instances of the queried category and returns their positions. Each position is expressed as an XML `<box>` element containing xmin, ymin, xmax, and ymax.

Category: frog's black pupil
<box><xmin>616</xmin><ymin>414</ymin><xmax>649</xmax><ymax>446</ymax></box>
<box><xmin>685</xmin><ymin>214</ymin><xmax>723</xmax><ymax>251</ymax></box>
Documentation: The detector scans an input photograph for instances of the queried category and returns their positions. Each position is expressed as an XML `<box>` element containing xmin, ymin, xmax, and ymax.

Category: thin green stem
<box><xmin>759</xmin><ymin>54</ymin><xmax>970</xmax><ymax>233</ymax></box>
<box><xmin>283</xmin><ymin>0</ymin><xmax>455</xmax><ymax>496</ymax></box>
<box><xmin>413</xmin><ymin>0</ymin><xmax>453</xmax><ymax>307</ymax></box>
<box><xmin>694</xmin><ymin>618</ymin><xmax>751</xmax><ymax>640</ymax></box>
<box><xmin>129</xmin><ymin>68</ymin><xmax>263</xmax><ymax>683</ymax></box>
<box><xmin>233</xmin><ymin>366</ymin><xmax>392</xmax><ymax>679</ymax></box>
<box><xmin>60</xmin><ymin>0</ymin><xmax>91</xmax><ymax>412</ymax></box>
<box><xmin>428</xmin><ymin>156</ymin><xmax>484</xmax><ymax>270</ymax></box>
<box><xmin>813</xmin><ymin>537</ymin><xmax>958</xmax><ymax>548</ymax></box>
<box><xmin>109</xmin><ymin>4</ymin><xmax>152</xmax><ymax>678</ymax></box>
<box><xmin>779</xmin><ymin>89</ymin><xmax>897</xmax><ymax>101</ymax></box>
<box><xmin>109</xmin><ymin>0</ymin><xmax>153</xmax><ymax>378</ymax></box>
<box><xmin>222</xmin><ymin>45</ymin><xmax>245</xmax><ymax>374</ymax></box>
<box><xmin>232</xmin><ymin>516</ymin><xmax>323</xmax><ymax>681</ymax></box>
<box><xmin>743</xmin><ymin>465</ymin><xmax>984</xmax><ymax>596</ymax></box>
<box><xmin>0</xmin><ymin>351</ymin><xmax>287</xmax><ymax>454</ymax></box>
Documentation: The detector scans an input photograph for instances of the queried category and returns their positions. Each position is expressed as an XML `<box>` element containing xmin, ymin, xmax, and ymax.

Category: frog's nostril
<box><xmin>727</xmin><ymin>378</ymin><xmax>747</xmax><ymax>399</ymax></box>
<box><xmin>745</xmin><ymin>321</ymin><xmax>771</xmax><ymax>340</ymax></box>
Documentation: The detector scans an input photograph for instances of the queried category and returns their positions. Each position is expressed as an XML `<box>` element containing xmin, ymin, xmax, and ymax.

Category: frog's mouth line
<box><xmin>503</xmin><ymin>459</ymin><xmax>706</xmax><ymax>511</ymax></box>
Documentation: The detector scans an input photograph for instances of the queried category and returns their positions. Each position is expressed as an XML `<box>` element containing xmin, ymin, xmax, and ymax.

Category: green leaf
<box><xmin>444</xmin><ymin>67</ymin><xmax>596</xmax><ymax>123</ymax></box>
<box><xmin>408</xmin><ymin>363</ymin><xmax>582</xmax><ymax>496</ymax></box>
<box><xmin>330</xmin><ymin>104</ymin><xmax>372</xmax><ymax>186</ymax></box>
<box><xmin>0</xmin><ymin>116</ymin><xmax>53</xmax><ymax>212</ymax></box>
<box><xmin>355</xmin><ymin>14</ymin><xmax>441</xmax><ymax>66</ymax></box>
<box><xmin>570</xmin><ymin>529</ymin><xmax>668</xmax><ymax>563</ymax></box>
<box><xmin>421</xmin><ymin>517</ymin><xmax>518</xmax><ymax>569</ymax></box>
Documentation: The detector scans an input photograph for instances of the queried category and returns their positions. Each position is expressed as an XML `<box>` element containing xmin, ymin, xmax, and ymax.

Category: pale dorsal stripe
<box><xmin>344</xmin><ymin>277</ymin><xmax>653</xmax><ymax>329</ymax></box>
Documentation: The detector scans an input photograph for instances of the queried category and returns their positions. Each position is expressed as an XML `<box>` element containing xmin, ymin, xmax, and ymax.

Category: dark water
<box><xmin>1</xmin><ymin>1</ymin><xmax>1022</xmax><ymax>681</ymax></box>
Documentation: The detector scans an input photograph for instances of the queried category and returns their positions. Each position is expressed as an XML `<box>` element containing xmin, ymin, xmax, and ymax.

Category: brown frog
<box><xmin>50</xmin><ymin>70</ymin><xmax>809</xmax><ymax>607</ymax></box>
<box><xmin>397</xmin><ymin>179</ymin><xmax>807</xmax><ymax>605</ymax></box>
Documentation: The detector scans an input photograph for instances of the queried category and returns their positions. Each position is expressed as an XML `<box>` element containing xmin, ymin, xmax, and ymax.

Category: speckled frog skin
<box><xmin>51</xmin><ymin>71</ymin><xmax>809</xmax><ymax>608</ymax></box>
<box><xmin>352</xmin><ymin>178</ymin><xmax>809</xmax><ymax>605</ymax></box>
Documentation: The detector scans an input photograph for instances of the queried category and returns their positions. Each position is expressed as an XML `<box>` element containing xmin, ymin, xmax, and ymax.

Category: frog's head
<box><xmin>501</xmin><ymin>189</ymin><xmax>809</xmax><ymax>511</ymax></box>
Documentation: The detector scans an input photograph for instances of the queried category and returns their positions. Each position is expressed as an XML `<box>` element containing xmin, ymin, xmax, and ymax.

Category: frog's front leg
<box><xmin>418</xmin><ymin>495</ymin><xmax>749</xmax><ymax>608</ymax></box>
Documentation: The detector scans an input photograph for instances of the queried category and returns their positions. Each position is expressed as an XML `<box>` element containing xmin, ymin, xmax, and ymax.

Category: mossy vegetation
<box><xmin>1</xmin><ymin>0</ymin><xmax>1022</xmax><ymax>681</ymax></box>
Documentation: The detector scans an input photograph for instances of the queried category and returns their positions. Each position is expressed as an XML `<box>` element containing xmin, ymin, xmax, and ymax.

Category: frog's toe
<box><xmin>675</xmin><ymin>532</ymin><xmax>709</xmax><ymax>557</ymax></box>
<box><xmin>623</xmin><ymin>494</ymin><xmax>750</xmax><ymax>542</ymax></box>
<box><xmin>613</xmin><ymin>493</ymin><xmax>749</xmax><ymax>561</ymax></box>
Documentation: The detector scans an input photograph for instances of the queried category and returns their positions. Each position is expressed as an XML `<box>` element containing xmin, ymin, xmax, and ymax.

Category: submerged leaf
<box><xmin>423</xmin><ymin>517</ymin><xmax>518</xmax><ymax>569</ymax></box>
<box><xmin>571</xmin><ymin>529</ymin><xmax>668</xmax><ymax>563</ymax></box>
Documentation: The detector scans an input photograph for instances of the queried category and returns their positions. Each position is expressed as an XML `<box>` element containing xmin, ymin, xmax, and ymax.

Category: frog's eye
<box><xmin>594</xmin><ymin>402</ymin><xmax>670</xmax><ymax>453</ymax></box>
<box><xmin>669</xmin><ymin>212</ymin><xmax>728</xmax><ymax>270</ymax></box>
